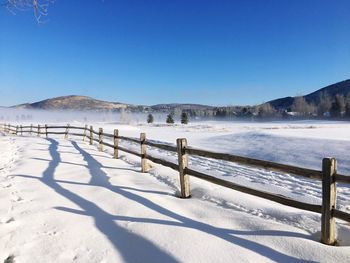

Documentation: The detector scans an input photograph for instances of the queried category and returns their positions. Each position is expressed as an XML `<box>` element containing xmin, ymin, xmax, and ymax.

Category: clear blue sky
<box><xmin>1</xmin><ymin>0</ymin><xmax>350</xmax><ymax>106</ymax></box>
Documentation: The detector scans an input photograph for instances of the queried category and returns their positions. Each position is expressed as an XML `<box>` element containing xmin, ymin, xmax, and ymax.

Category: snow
<box><xmin>1</xmin><ymin>121</ymin><xmax>350</xmax><ymax>262</ymax></box>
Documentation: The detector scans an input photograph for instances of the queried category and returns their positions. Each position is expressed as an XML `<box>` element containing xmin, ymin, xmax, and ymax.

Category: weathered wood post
<box><xmin>89</xmin><ymin>126</ymin><xmax>93</xmax><ymax>145</ymax></box>
<box><xmin>98</xmin><ymin>128</ymin><xmax>103</xmax><ymax>151</ymax></box>
<box><xmin>176</xmin><ymin>138</ymin><xmax>190</xmax><ymax>198</ymax></box>
<box><xmin>113</xmin><ymin>129</ymin><xmax>119</xmax><ymax>159</ymax></box>
<box><xmin>83</xmin><ymin>124</ymin><xmax>88</xmax><ymax>141</ymax></box>
<box><xmin>20</xmin><ymin>125</ymin><xmax>23</xmax><ymax>136</ymax></box>
<box><xmin>321</xmin><ymin>157</ymin><xmax>337</xmax><ymax>245</ymax></box>
<box><xmin>15</xmin><ymin>125</ymin><xmax>18</xmax><ymax>135</ymax></box>
<box><xmin>65</xmin><ymin>124</ymin><xmax>70</xmax><ymax>139</ymax></box>
<box><xmin>30</xmin><ymin>124</ymin><xmax>33</xmax><ymax>136</ymax></box>
<box><xmin>45</xmin><ymin>124</ymin><xmax>48</xmax><ymax>138</ymax></box>
<box><xmin>140</xmin><ymin>133</ymin><xmax>148</xmax><ymax>172</ymax></box>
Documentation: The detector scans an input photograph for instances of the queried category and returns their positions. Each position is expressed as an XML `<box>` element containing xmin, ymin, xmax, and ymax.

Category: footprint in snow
<box><xmin>10</xmin><ymin>192</ymin><xmax>23</xmax><ymax>202</ymax></box>
<box><xmin>11</xmin><ymin>196</ymin><xmax>23</xmax><ymax>202</ymax></box>
<box><xmin>4</xmin><ymin>255</ymin><xmax>15</xmax><ymax>263</ymax></box>
<box><xmin>0</xmin><ymin>216</ymin><xmax>15</xmax><ymax>224</ymax></box>
<box><xmin>1</xmin><ymin>183</ymin><xmax>12</xmax><ymax>188</ymax></box>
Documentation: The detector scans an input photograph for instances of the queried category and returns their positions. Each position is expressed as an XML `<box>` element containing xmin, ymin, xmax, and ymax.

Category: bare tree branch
<box><xmin>4</xmin><ymin>0</ymin><xmax>55</xmax><ymax>23</ymax></box>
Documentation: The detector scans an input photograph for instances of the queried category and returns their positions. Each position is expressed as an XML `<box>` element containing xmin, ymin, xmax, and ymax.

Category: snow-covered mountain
<box><xmin>268</xmin><ymin>79</ymin><xmax>350</xmax><ymax>110</ymax></box>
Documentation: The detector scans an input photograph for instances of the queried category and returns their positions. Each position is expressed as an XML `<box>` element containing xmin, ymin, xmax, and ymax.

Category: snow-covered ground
<box><xmin>1</xmin><ymin>121</ymin><xmax>350</xmax><ymax>262</ymax></box>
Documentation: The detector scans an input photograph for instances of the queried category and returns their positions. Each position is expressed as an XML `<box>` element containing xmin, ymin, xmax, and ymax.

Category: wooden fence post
<box><xmin>15</xmin><ymin>125</ymin><xmax>18</xmax><ymax>135</ymax></box>
<box><xmin>321</xmin><ymin>157</ymin><xmax>337</xmax><ymax>245</ymax></box>
<box><xmin>20</xmin><ymin>125</ymin><xmax>23</xmax><ymax>136</ymax></box>
<box><xmin>177</xmin><ymin>138</ymin><xmax>190</xmax><ymax>198</ymax></box>
<box><xmin>89</xmin><ymin>126</ymin><xmax>93</xmax><ymax>145</ymax></box>
<box><xmin>83</xmin><ymin>124</ymin><xmax>88</xmax><ymax>141</ymax></box>
<box><xmin>45</xmin><ymin>124</ymin><xmax>48</xmax><ymax>138</ymax></box>
<box><xmin>38</xmin><ymin>125</ymin><xmax>40</xmax><ymax>137</ymax></box>
<box><xmin>30</xmin><ymin>124</ymin><xmax>33</xmax><ymax>136</ymax></box>
<box><xmin>140</xmin><ymin>133</ymin><xmax>148</xmax><ymax>172</ymax></box>
<box><xmin>65</xmin><ymin>124</ymin><xmax>70</xmax><ymax>139</ymax></box>
<box><xmin>99</xmin><ymin>128</ymin><xmax>103</xmax><ymax>151</ymax></box>
<box><xmin>114</xmin><ymin>129</ymin><xmax>119</xmax><ymax>159</ymax></box>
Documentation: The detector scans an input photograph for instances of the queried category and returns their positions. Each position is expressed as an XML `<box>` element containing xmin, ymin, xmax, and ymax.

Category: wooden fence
<box><xmin>1</xmin><ymin>123</ymin><xmax>350</xmax><ymax>245</ymax></box>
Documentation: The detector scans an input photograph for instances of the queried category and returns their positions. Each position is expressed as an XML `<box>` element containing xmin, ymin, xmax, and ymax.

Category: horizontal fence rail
<box><xmin>185</xmin><ymin>167</ymin><xmax>323</xmax><ymax>213</ymax></box>
<box><xmin>1</xmin><ymin>122</ymin><xmax>349</xmax><ymax>246</ymax></box>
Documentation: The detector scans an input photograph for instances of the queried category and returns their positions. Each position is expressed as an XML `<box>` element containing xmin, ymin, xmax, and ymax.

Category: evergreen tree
<box><xmin>256</xmin><ymin>103</ymin><xmax>275</xmax><ymax>118</ymax></box>
<box><xmin>147</xmin><ymin>114</ymin><xmax>154</xmax><ymax>124</ymax></box>
<box><xmin>166</xmin><ymin>114</ymin><xmax>174</xmax><ymax>124</ymax></box>
<box><xmin>344</xmin><ymin>94</ymin><xmax>350</xmax><ymax>118</ymax></box>
<box><xmin>181</xmin><ymin>112</ymin><xmax>189</xmax><ymax>124</ymax></box>
<box><xmin>330</xmin><ymin>94</ymin><xmax>345</xmax><ymax>118</ymax></box>
<box><xmin>345</xmin><ymin>102</ymin><xmax>350</xmax><ymax>118</ymax></box>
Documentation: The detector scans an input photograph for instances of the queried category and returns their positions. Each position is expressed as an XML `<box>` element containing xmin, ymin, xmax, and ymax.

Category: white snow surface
<box><xmin>1</xmin><ymin>121</ymin><xmax>350</xmax><ymax>262</ymax></box>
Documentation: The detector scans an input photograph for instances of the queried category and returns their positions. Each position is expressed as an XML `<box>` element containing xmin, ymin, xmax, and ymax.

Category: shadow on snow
<box><xmin>15</xmin><ymin>138</ymin><xmax>317</xmax><ymax>263</ymax></box>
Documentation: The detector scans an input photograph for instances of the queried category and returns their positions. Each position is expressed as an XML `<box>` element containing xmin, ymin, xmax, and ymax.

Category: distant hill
<box><xmin>268</xmin><ymin>79</ymin><xmax>350</xmax><ymax>110</ymax></box>
<box><xmin>11</xmin><ymin>95</ymin><xmax>213</xmax><ymax>113</ymax></box>
<box><xmin>11</xmin><ymin>95</ymin><xmax>131</xmax><ymax>111</ymax></box>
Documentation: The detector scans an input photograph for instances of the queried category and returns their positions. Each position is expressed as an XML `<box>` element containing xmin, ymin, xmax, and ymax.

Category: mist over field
<box><xmin>0</xmin><ymin>108</ymin><xmax>168</xmax><ymax>124</ymax></box>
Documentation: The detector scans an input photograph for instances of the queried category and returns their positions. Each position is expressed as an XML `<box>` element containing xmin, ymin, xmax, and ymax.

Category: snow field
<box><xmin>1</xmin><ymin>121</ymin><xmax>350</xmax><ymax>262</ymax></box>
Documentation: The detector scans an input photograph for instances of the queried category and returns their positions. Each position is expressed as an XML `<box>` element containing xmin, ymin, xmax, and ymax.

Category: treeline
<box><xmin>181</xmin><ymin>92</ymin><xmax>350</xmax><ymax>120</ymax></box>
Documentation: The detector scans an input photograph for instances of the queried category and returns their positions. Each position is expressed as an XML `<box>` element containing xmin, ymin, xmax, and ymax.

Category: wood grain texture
<box><xmin>177</xmin><ymin>138</ymin><xmax>190</xmax><ymax>198</ymax></box>
<box><xmin>321</xmin><ymin>158</ymin><xmax>337</xmax><ymax>245</ymax></box>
